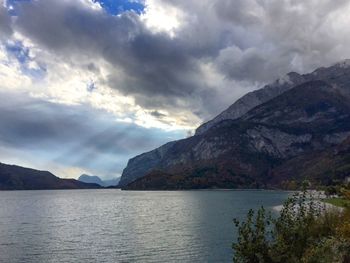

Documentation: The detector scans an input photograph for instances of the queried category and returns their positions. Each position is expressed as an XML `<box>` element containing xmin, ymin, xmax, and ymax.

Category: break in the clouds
<box><xmin>1</xmin><ymin>0</ymin><xmax>350</xmax><ymax>178</ymax></box>
<box><xmin>0</xmin><ymin>90</ymin><xmax>184</xmax><ymax>178</ymax></box>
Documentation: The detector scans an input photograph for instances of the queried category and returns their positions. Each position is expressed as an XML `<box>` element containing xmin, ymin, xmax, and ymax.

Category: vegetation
<box><xmin>233</xmin><ymin>187</ymin><xmax>350</xmax><ymax>263</ymax></box>
<box><xmin>324</xmin><ymin>184</ymin><xmax>350</xmax><ymax>208</ymax></box>
<box><xmin>324</xmin><ymin>198</ymin><xmax>350</xmax><ymax>208</ymax></box>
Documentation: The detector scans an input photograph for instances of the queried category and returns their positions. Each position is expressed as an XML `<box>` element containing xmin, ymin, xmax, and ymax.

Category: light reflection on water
<box><xmin>0</xmin><ymin>189</ymin><xmax>289</xmax><ymax>262</ymax></box>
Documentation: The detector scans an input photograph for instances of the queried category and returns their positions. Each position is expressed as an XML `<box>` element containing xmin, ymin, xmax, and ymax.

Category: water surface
<box><xmin>0</xmin><ymin>190</ymin><xmax>289</xmax><ymax>262</ymax></box>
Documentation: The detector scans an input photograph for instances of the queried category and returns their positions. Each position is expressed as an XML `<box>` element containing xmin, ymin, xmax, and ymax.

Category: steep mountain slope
<box><xmin>122</xmin><ymin>80</ymin><xmax>350</xmax><ymax>189</ymax></box>
<box><xmin>195</xmin><ymin>71</ymin><xmax>306</xmax><ymax>135</ymax></box>
<box><xmin>195</xmin><ymin>59</ymin><xmax>350</xmax><ymax>135</ymax></box>
<box><xmin>0</xmin><ymin>163</ymin><xmax>101</xmax><ymax>190</ymax></box>
<box><xmin>120</xmin><ymin>141</ymin><xmax>176</xmax><ymax>186</ymax></box>
<box><xmin>119</xmin><ymin>60</ymin><xmax>350</xmax><ymax>188</ymax></box>
<box><xmin>269</xmin><ymin>137</ymin><xmax>350</xmax><ymax>188</ymax></box>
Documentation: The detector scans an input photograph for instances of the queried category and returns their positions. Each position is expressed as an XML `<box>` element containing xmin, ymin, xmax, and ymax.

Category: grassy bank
<box><xmin>324</xmin><ymin>198</ymin><xmax>350</xmax><ymax>208</ymax></box>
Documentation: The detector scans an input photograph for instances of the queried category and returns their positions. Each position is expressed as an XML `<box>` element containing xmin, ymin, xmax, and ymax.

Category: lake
<box><xmin>0</xmin><ymin>190</ymin><xmax>289</xmax><ymax>262</ymax></box>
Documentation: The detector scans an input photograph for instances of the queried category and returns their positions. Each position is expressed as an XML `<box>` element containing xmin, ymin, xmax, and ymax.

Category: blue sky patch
<box><xmin>6</xmin><ymin>0</ymin><xmax>145</xmax><ymax>16</ymax></box>
<box><xmin>6</xmin><ymin>41</ymin><xmax>47</xmax><ymax>79</ymax></box>
<box><xmin>93</xmin><ymin>0</ymin><xmax>145</xmax><ymax>15</ymax></box>
<box><xmin>87</xmin><ymin>81</ymin><xmax>97</xmax><ymax>92</ymax></box>
<box><xmin>6</xmin><ymin>41</ymin><xmax>30</xmax><ymax>64</ymax></box>
<box><xmin>5</xmin><ymin>0</ymin><xmax>31</xmax><ymax>15</ymax></box>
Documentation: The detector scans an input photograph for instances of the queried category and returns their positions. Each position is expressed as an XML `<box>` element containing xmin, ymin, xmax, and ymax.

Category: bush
<box><xmin>233</xmin><ymin>208</ymin><xmax>273</xmax><ymax>263</ymax></box>
<box><xmin>233</xmin><ymin>190</ymin><xmax>350</xmax><ymax>263</ymax></box>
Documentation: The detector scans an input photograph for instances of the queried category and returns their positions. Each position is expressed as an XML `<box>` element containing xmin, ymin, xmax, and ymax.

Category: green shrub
<box><xmin>233</xmin><ymin>190</ymin><xmax>350</xmax><ymax>263</ymax></box>
<box><xmin>233</xmin><ymin>207</ymin><xmax>273</xmax><ymax>263</ymax></box>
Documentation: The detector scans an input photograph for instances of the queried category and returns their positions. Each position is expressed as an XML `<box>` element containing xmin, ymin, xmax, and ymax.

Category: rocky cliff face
<box><xmin>120</xmin><ymin>61</ymin><xmax>350</xmax><ymax>189</ymax></box>
<box><xmin>269</xmin><ymin>136</ymin><xmax>350</xmax><ymax>187</ymax></box>
<box><xmin>119</xmin><ymin>141</ymin><xmax>177</xmax><ymax>186</ymax></box>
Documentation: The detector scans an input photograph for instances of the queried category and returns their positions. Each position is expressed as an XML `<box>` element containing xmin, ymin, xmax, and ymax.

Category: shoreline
<box><xmin>272</xmin><ymin>199</ymin><xmax>344</xmax><ymax>213</ymax></box>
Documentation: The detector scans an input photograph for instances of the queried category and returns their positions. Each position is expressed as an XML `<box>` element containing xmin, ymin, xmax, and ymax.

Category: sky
<box><xmin>1</xmin><ymin>0</ymin><xmax>350</xmax><ymax>179</ymax></box>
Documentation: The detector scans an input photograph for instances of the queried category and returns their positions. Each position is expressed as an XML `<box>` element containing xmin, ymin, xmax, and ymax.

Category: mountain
<box><xmin>269</xmin><ymin>137</ymin><xmax>350</xmax><ymax>188</ymax></box>
<box><xmin>120</xmin><ymin>60</ymin><xmax>350</xmax><ymax>189</ymax></box>
<box><xmin>195</xmin><ymin>59</ymin><xmax>350</xmax><ymax>135</ymax></box>
<box><xmin>0</xmin><ymin>163</ymin><xmax>101</xmax><ymax>190</ymax></box>
<box><xmin>78</xmin><ymin>174</ymin><xmax>120</xmax><ymax>187</ymax></box>
<box><xmin>78</xmin><ymin>174</ymin><xmax>104</xmax><ymax>185</ymax></box>
<box><xmin>195</xmin><ymin>71</ymin><xmax>306</xmax><ymax>135</ymax></box>
<box><xmin>123</xmin><ymin>81</ymin><xmax>350</xmax><ymax>190</ymax></box>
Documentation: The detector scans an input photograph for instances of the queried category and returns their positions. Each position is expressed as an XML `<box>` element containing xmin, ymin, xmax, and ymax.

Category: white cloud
<box><xmin>141</xmin><ymin>0</ymin><xmax>185</xmax><ymax>37</ymax></box>
<box><xmin>0</xmin><ymin>44</ymin><xmax>32</xmax><ymax>90</ymax></box>
<box><xmin>1</xmin><ymin>31</ymin><xmax>198</xmax><ymax>132</ymax></box>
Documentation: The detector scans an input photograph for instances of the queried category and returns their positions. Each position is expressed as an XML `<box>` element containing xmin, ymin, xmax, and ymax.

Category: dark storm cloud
<box><xmin>162</xmin><ymin>0</ymin><xmax>350</xmax><ymax>81</ymax></box>
<box><xmin>13</xmin><ymin>0</ymin><xmax>140</xmax><ymax>53</ymax></box>
<box><xmin>0</xmin><ymin>3</ymin><xmax>13</xmax><ymax>39</ymax></box>
<box><xmin>5</xmin><ymin>0</ymin><xmax>350</xmax><ymax>120</ymax></box>
<box><xmin>106</xmin><ymin>32</ymin><xmax>202</xmax><ymax>100</ymax></box>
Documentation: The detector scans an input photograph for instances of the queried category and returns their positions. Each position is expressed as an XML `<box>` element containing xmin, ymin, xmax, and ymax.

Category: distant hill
<box><xmin>78</xmin><ymin>174</ymin><xmax>104</xmax><ymax>186</ymax></box>
<box><xmin>121</xmin><ymin>60</ymin><xmax>350</xmax><ymax>190</ymax></box>
<box><xmin>0</xmin><ymin>163</ymin><xmax>101</xmax><ymax>190</ymax></box>
<box><xmin>78</xmin><ymin>174</ymin><xmax>120</xmax><ymax>187</ymax></box>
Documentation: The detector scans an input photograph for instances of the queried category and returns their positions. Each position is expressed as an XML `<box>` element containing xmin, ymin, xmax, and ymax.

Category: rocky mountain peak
<box><xmin>195</xmin><ymin>59</ymin><xmax>350</xmax><ymax>135</ymax></box>
<box><xmin>333</xmin><ymin>59</ymin><xmax>350</xmax><ymax>69</ymax></box>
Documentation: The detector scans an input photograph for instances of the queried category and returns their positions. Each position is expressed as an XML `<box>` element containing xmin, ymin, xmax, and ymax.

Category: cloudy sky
<box><xmin>1</xmin><ymin>0</ymin><xmax>350</xmax><ymax>179</ymax></box>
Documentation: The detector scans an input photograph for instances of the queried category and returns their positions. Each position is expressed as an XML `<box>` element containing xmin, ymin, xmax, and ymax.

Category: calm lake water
<box><xmin>0</xmin><ymin>190</ymin><xmax>289</xmax><ymax>263</ymax></box>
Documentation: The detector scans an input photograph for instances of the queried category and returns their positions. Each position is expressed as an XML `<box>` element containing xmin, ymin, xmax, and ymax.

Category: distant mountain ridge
<box><xmin>0</xmin><ymin>163</ymin><xmax>101</xmax><ymax>190</ymax></box>
<box><xmin>120</xmin><ymin>60</ymin><xmax>350</xmax><ymax>189</ymax></box>
<box><xmin>78</xmin><ymin>174</ymin><xmax>120</xmax><ymax>187</ymax></box>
